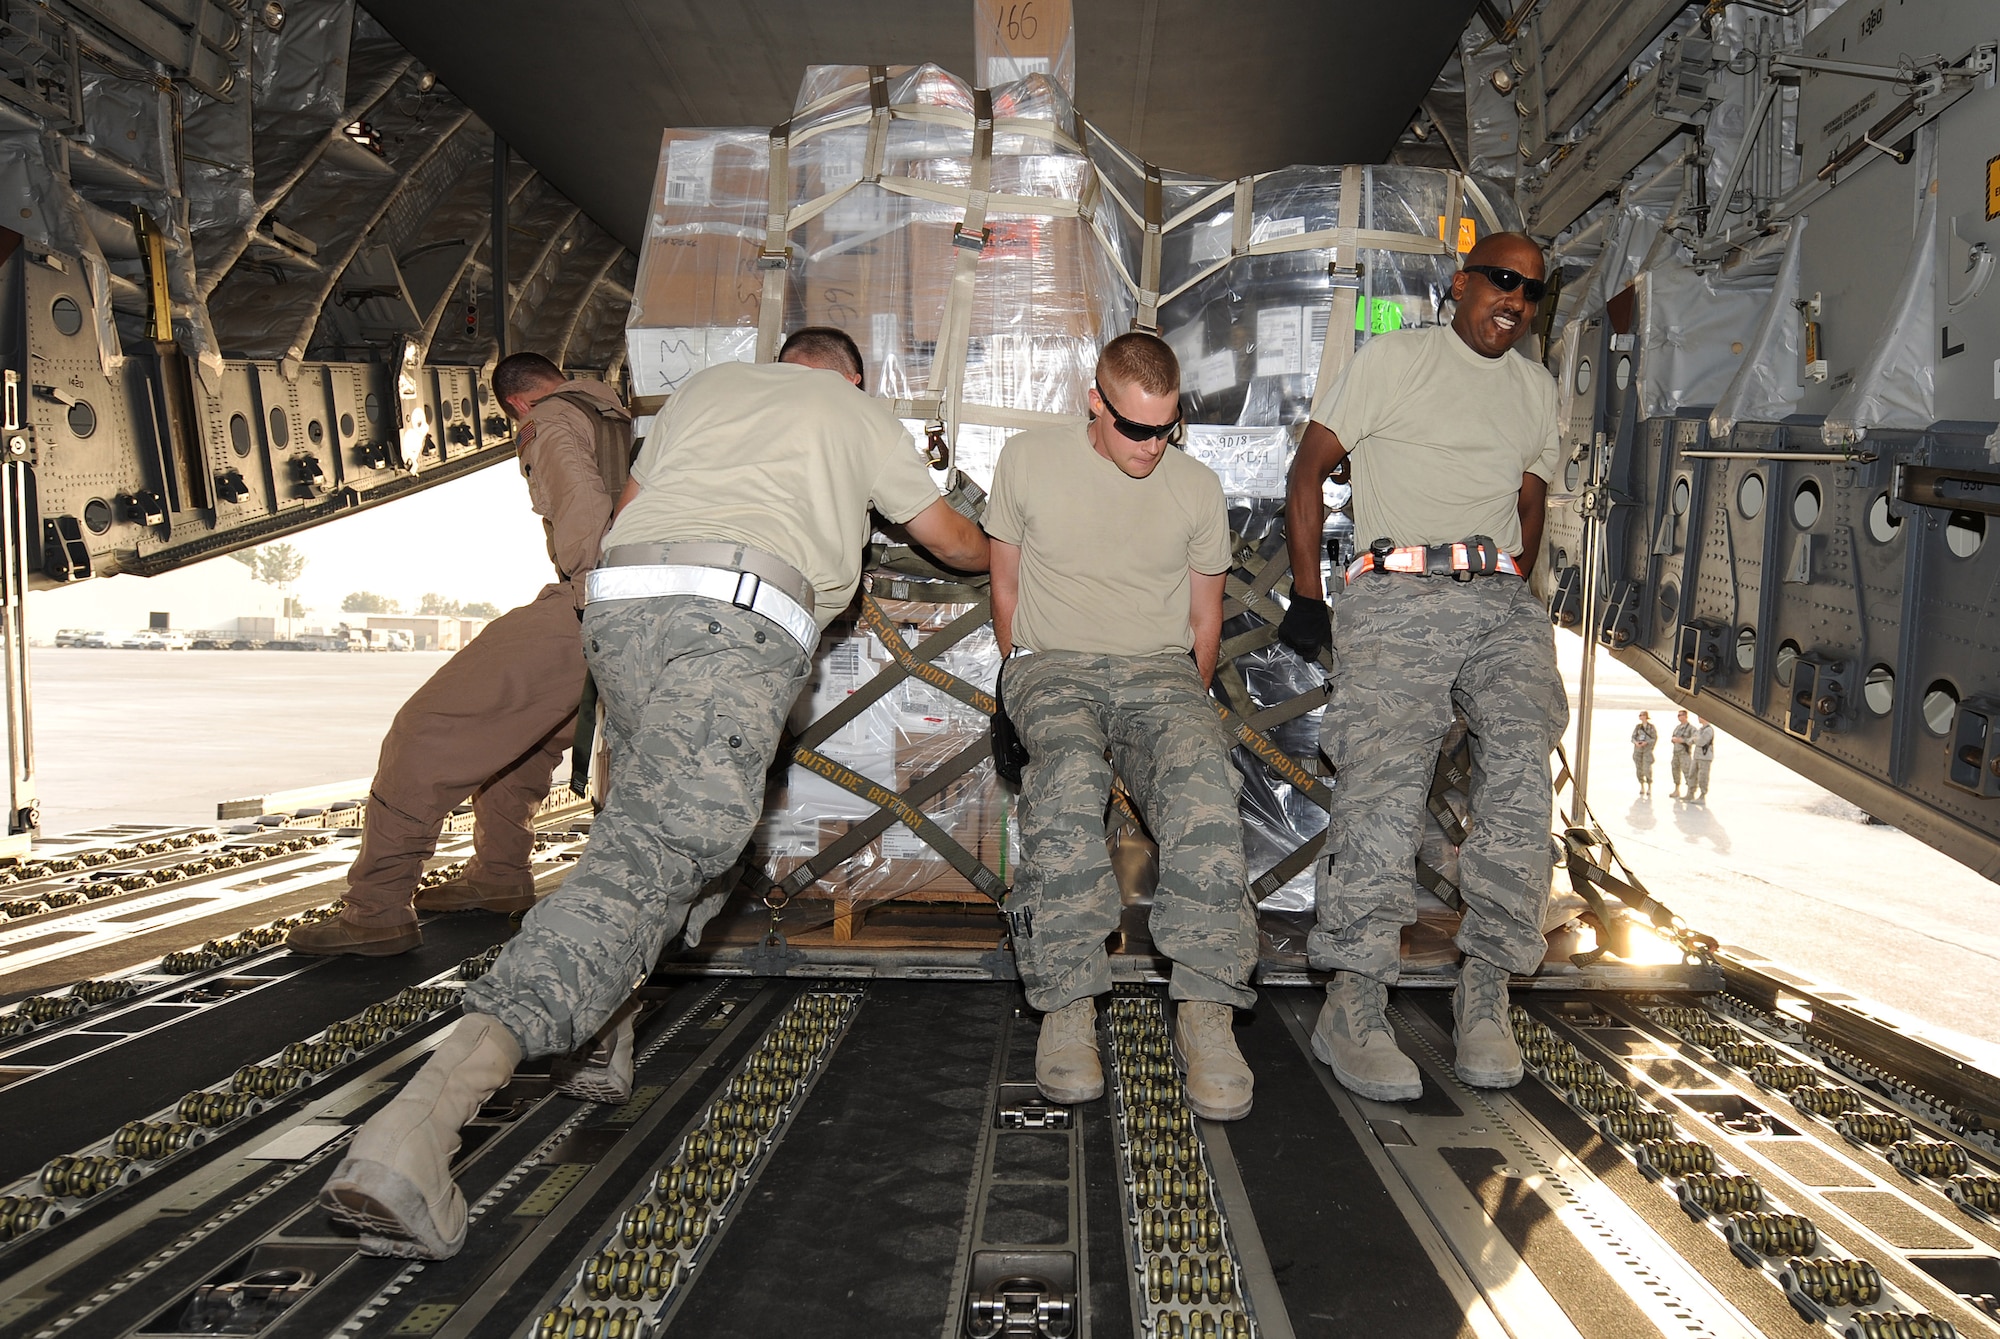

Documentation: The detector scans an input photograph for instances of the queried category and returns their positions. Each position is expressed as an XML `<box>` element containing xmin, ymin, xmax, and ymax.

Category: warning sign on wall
<box><xmin>1988</xmin><ymin>153</ymin><xmax>2000</xmax><ymax>220</ymax></box>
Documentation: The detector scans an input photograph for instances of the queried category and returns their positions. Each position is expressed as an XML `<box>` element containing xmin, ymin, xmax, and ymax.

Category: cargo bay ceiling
<box><xmin>361</xmin><ymin>0</ymin><xmax>1480</xmax><ymax>254</ymax></box>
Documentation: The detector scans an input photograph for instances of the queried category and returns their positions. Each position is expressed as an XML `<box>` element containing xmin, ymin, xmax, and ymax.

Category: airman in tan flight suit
<box><xmin>287</xmin><ymin>352</ymin><xmax>629</xmax><ymax>957</ymax></box>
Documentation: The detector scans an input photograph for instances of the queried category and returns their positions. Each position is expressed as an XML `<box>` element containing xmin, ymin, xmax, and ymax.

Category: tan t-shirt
<box><xmin>1309</xmin><ymin>324</ymin><xmax>1559</xmax><ymax>553</ymax></box>
<box><xmin>985</xmin><ymin>425</ymin><xmax>1230</xmax><ymax>656</ymax></box>
<box><xmin>605</xmin><ymin>361</ymin><xmax>943</xmax><ymax>626</ymax></box>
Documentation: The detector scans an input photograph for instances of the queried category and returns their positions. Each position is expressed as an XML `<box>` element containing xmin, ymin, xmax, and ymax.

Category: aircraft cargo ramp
<box><xmin>0</xmin><ymin>812</ymin><xmax>1994</xmax><ymax>1339</ymax></box>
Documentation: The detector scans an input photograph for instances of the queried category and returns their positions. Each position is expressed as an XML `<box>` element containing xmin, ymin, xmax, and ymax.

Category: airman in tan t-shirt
<box><xmin>986</xmin><ymin>332</ymin><xmax>1258</xmax><ymax>1127</ymax></box>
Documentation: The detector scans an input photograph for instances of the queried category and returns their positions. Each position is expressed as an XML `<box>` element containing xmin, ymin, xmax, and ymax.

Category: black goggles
<box><xmin>1094</xmin><ymin>380</ymin><xmax>1185</xmax><ymax>445</ymax></box>
<box><xmin>1462</xmin><ymin>264</ymin><xmax>1548</xmax><ymax>303</ymax></box>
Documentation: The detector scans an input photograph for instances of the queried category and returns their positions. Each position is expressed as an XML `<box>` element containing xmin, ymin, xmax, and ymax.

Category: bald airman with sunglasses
<box><xmin>1278</xmin><ymin>232</ymin><xmax>1569</xmax><ymax>1105</ymax></box>
<box><xmin>986</xmin><ymin>332</ymin><xmax>1259</xmax><ymax>1121</ymax></box>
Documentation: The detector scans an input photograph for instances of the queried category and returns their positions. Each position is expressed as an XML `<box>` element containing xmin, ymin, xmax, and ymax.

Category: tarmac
<box><xmin>30</xmin><ymin>648</ymin><xmax>449</xmax><ymax>832</ymax></box>
<box><xmin>1555</xmin><ymin>635</ymin><xmax>2000</xmax><ymax>1056</ymax></box>
<box><xmin>23</xmin><ymin>640</ymin><xmax>1999</xmax><ymax>1051</ymax></box>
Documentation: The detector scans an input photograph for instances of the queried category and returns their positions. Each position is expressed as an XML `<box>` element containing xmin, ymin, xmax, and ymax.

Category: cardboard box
<box><xmin>973</xmin><ymin>0</ymin><xmax>1076</xmax><ymax>95</ymax></box>
<box><xmin>631</xmin><ymin>231</ymin><xmax>763</xmax><ymax>331</ymax></box>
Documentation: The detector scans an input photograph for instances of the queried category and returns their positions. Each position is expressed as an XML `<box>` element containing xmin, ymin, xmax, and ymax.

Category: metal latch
<box><xmin>1675</xmin><ymin>620</ymin><xmax>1726</xmax><ymax>693</ymax></box>
<box><xmin>998</xmin><ymin>1103</ymin><xmax>1071</xmax><ymax>1131</ymax></box>
<box><xmin>1598</xmin><ymin>580</ymin><xmax>1641</xmax><ymax>649</ymax></box>
<box><xmin>1945</xmin><ymin>696</ymin><xmax>2000</xmax><ymax>797</ymax></box>
<box><xmin>996</xmin><ymin>1082</ymin><xmax>1071</xmax><ymax>1129</ymax></box>
<box><xmin>965</xmin><ymin>1250</ymin><xmax>1076</xmax><ymax>1338</ymax></box>
<box><xmin>1548</xmin><ymin>564</ymin><xmax>1582</xmax><ymax>629</ymax></box>
<box><xmin>1784</xmin><ymin>654</ymin><xmax>1849</xmax><ymax>742</ymax></box>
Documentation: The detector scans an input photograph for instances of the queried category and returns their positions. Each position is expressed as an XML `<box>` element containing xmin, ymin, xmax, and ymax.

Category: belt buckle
<box><xmin>732</xmin><ymin>570</ymin><xmax>762</xmax><ymax>610</ymax></box>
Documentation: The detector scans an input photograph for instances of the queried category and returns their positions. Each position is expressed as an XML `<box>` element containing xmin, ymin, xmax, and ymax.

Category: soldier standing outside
<box><xmin>1669</xmin><ymin>709</ymin><xmax>1696</xmax><ymax>797</ymax></box>
<box><xmin>1631</xmin><ymin>711</ymin><xmax>1658</xmax><ymax>795</ymax></box>
<box><xmin>987</xmin><ymin>332</ymin><xmax>1259</xmax><ymax>1121</ymax></box>
<box><xmin>1277</xmin><ymin>232</ymin><xmax>1567</xmax><ymax>1102</ymax></box>
<box><xmin>1689</xmin><ymin>715</ymin><xmax>1717</xmax><ymax>801</ymax></box>
<box><xmin>319</xmin><ymin>328</ymin><xmax>989</xmax><ymax>1259</ymax></box>
<box><xmin>287</xmin><ymin>353</ymin><xmax>628</xmax><ymax>958</ymax></box>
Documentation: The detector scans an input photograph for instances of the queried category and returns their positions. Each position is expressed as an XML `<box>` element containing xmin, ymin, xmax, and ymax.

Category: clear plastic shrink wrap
<box><xmin>626</xmin><ymin>63</ymin><xmax>1129</xmax><ymax>491</ymax></box>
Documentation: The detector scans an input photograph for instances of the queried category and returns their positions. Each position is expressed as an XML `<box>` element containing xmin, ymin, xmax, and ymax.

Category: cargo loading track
<box><xmin>0</xmin><ymin>820</ymin><xmax>1993</xmax><ymax>1337</ymax></box>
<box><xmin>3</xmin><ymin>969</ymin><xmax>1996</xmax><ymax>1336</ymax></box>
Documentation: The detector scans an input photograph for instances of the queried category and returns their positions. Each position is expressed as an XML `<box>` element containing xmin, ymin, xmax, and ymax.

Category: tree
<box><xmin>460</xmin><ymin>601</ymin><xmax>501</xmax><ymax>620</ymax></box>
<box><xmin>417</xmin><ymin>593</ymin><xmax>462</xmax><ymax>616</ymax></box>
<box><xmin>342</xmin><ymin>591</ymin><xmax>401</xmax><ymax>614</ymax></box>
<box><xmin>241</xmin><ymin>543</ymin><xmax>307</xmax><ymax>636</ymax></box>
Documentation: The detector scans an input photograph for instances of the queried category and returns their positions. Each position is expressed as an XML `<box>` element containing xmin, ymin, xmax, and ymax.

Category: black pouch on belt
<box><xmin>991</xmin><ymin>666</ymin><xmax>1031</xmax><ymax>786</ymax></box>
<box><xmin>1456</xmin><ymin>534</ymin><xmax>1503</xmax><ymax>580</ymax></box>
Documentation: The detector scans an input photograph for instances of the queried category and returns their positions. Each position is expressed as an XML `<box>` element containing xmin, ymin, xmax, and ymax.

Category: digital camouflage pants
<box><xmin>1005</xmin><ymin>651</ymin><xmax>1258</xmax><ymax>1013</ymax></box>
<box><xmin>1671</xmin><ymin>748</ymin><xmax>1691</xmax><ymax>790</ymax></box>
<box><xmin>1311</xmin><ymin>574</ymin><xmax>1568</xmax><ymax>984</ymax></box>
<box><xmin>466</xmin><ymin>597</ymin><xmax>810</xmax><ymax>1057</ymax></box>
<box><xmin>1689</xmin><ymin>757</ymin><xmax>1712</xmax><ymax>796</ymax></box>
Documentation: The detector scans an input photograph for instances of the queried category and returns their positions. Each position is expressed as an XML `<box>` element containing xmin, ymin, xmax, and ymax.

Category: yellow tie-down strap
<box><xmin>757</xmin><ymin>593</ymin><xmax>1005</xmax><ymax>907</ymax></box>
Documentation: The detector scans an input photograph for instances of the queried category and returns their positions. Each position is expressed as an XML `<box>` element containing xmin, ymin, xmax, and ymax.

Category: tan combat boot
<box><xmin>413</xmin><ymin>877</ymin><xmax>537</xmax><ymax>915</ymax></box>
<box><xmin>1452</xmin><ymin>958</ymin><xmax>1524</xmax><ymax>1088</ymax></box>
<box><xmin>1034</xmin><ymin>998</ymin><xmax>1103</xmax><ymax>1104</ymax></box>
<box><xmin>285</xmin><ymin>915</ymin><xmax>420</xmax><ymax>957</ymax></box>
<box><xmin>320</xmin><ymin>1013</ymin><xmax>522</xmax><ymax>1257</ymax></box>
<box><xmin>550</xmin><ymin>997</ymin><xmax>639</xmax><ymax>1104</ymax></box>
<box><xmin>1311</xmin><ymin>972</ymin><xmax>1422</xmax><ymax>1102</ymax></box>
<box><xmin>1174</xmin><ymin>1001</ymin><xmax>1253</xmax><ymax>1121</ymax></box>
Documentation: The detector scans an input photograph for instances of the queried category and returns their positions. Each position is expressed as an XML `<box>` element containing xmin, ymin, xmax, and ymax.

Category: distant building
<box><xmin>364</xmin><ymin>614</ymin><xmax>489</xmax><ymax>651</ymax></box>
<box><xmin>25</xmin><ymin>557</ymin><xmax>282</xmax><ymax>643</ymax></box>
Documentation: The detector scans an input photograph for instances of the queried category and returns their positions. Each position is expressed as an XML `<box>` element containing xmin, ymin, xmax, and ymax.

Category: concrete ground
<box><xmin>29</xmin><ymin>648</ymin><xmax>449</xmax><ymax>831</ymax></box>
<box><xmin>1556</xmin><ymin>634</ymin><xmax>2000</xmax><ymax>1057</ymax></box>
<box><xmin>22</xmin><ymin>640</ymin><xmax>1998</xmax><ymax>1053</ymax></box>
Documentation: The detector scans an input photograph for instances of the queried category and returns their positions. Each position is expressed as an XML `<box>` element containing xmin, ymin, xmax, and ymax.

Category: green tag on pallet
<box><xmin>1354</xmin><ymin>298</ymin><xmax>1404</xmax><ymax>334</ymax></box>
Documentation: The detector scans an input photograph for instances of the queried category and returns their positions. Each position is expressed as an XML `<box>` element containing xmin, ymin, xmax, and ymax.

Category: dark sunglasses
<box><xmin>1463</xmin><ymin>264</ymin><xmax>1548</xmax><ymax>303</ymax></box>
<box><xmin>1094</xmin><ymin>380</ymin><xmax>1185</xmax><ymax>445</ymax></box>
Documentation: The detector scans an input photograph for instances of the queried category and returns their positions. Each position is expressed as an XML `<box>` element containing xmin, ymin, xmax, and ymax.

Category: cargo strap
<box><xmin>747</xmin><ymin>733</ymin><xmax>996</xmax><ymax>909</ymax></box>
<box><xmin>568</xmin><ymin>670</ymin><xmax>599</xmax><ymax>800</ymax></box>
<box><xmin>1136</xmin><ymin>166</ymin><xmax>1164</xmax><ymax>331</ymax></box>
<box><xmin>1414</xmin><ymin>735</ymin><xmax>1474</xmax><ymax>912</ymax></box>
<box><xmin>774</xmin><ymin>592</ymin><xmax>1005</xmax><ymax>905</ymax></box>
<box><xmin>783</xmin><ymin>743</ymin><xmax>1006</xmax><ymax>902</ymax></box>
<box><xmin>926</xmin><ymin>87</ymin><xmax>995</xmax><ymax>470</ymax></box>
<box><xmin>1089</xmin><ymin>154</ymin><xmax>1476</xmax><ymax>395</ymax></box>
<box><xmin>756</xmin><ymin>122</ymin><xmax>793</xmax><ymax>365</ymax></box>
<box><xmin>753</xmin><ymin>75</ymin><xmax>1092</xmax><ymax>453</ymax></box>
<box><xmin>789</xmin><ymin>599</ymin><xmax>992</xmax><ymax>752</ymax></box>
<box><xmin>1313</xmin><ymin>164</ymin><xmax>1367</xmax><ymax>397</ymax></box>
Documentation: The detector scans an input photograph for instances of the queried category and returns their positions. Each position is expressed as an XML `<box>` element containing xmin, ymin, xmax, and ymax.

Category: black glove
<box><xmin>1277</xmin><ymin>594</ymin><xmax>1331</xmax><ymax>660</ymax></box>
<box><xmin>990</xmin><ymin>666</ymin><xmax>1031</xmax><ymax>786</ymax></box>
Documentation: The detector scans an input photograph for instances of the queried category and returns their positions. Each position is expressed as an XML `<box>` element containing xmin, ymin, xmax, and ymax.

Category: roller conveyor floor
<box><xmin>0</xmin><ymin>823</ymin><xmax>1996</xmax><ymax>1339</ymax></box>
